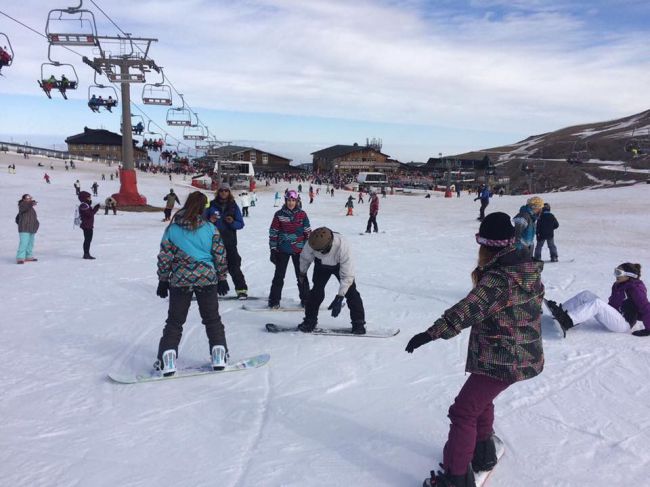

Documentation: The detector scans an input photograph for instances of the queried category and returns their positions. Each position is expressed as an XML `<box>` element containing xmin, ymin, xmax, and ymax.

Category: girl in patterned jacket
<box><xmin>154</xmin><ymin>191</ymin><xmax>230</xmax><ymax>377</ymax></box>
<box><xmin>406</xmin><ymin>212</ymin><xmax>545</xmax><ymax>487</ymax></box>
<box><xmin>268</xmin><ymin>190</ymin><xmax>311</xmax><ymax>308</ymax></box>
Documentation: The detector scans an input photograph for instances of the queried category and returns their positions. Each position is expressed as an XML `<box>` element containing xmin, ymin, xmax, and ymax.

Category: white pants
<box><xmin>562</xmin><ymin>290</ymin><xmax>630</xmax><ymax>333</ymax></box>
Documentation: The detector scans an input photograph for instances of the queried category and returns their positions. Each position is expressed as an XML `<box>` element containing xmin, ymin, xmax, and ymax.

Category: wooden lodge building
<box><xmin>65</xmin><ymin>127</ymin><xmax>147</xmax><ymax>162</ymax></box>
<box><xmin>201</xmin><ymin>145</ymin><xmax>294</xmax><ymax>172</ymax></box>
<box><xmin>311</xmin><ymin>143</ymin><xmax>400</xmax><ymax>174</ymax></box>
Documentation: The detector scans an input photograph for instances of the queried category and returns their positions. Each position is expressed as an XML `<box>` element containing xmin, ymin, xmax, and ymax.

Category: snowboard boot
<box><xmin>268</xmin><ymin>300</ymin><xmax>280</xmax><ymax>310</ymax></box>
<box><xmin>472</xmin><ymin>436</ymin><xmax>497</xmax><ymax>472</ymax></box>
<box><xmin>423</xmin><ymin>464</ymin><xmax>475</xmax><ymax>487</ymax></box>
<box><xmin>16</xmin><ymin>259</ymin><xmax>25</xmax><ymax>264</ymax></box>
<box><xmin>298</xmin><ymin>318</ymin><xmax>317</xmax><ymax>333</ymax></box>
<box><xmin>83</xmin><ymin>254</ymin><xmax>96</xmax><ymax>260</ymax></box>
<box><xmin>550</xmin><ymin>256</ymin><xmax>559</xmax><ymax>262</ymax></box>
<box><xmin>154</xmin><ymin>349</ymin><xmax>177</xmax><ymax>377</ymax></box>
<box><xmin>351</xmin><ymin>321</ymin><xmax>367</xmax><ymax>335</ymax></box>
<box><xmin>211</xmin><ymin>345</ymin><xmax>227</xmax><ymax>371</ymax></box>
<box><xmin>236</xmin><ymin>289</ymin><xmax>248</xmax><ymax>300</ymax></box>
<box><xmin>545</xmin><ymin>300</ymin><xmax>574</xmax><ymax>336</ymax></box>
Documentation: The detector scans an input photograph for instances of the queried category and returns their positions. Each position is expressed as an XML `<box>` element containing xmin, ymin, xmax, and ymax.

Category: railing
<box><xmin>0</xmin><ymin>141</ymin><xmax>127</xmax><ymax>167</ymax></box>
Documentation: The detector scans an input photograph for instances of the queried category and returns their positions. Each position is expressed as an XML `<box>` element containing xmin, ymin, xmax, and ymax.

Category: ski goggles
<box><xmin>286</xmin><ymin>190</ymin><xmax>298</xmax><ymax>200</ymax></box>
<box><xmin>614</xmin><ymin>268</ymin><xmax>639</xmax><ymax>279</ymax></box>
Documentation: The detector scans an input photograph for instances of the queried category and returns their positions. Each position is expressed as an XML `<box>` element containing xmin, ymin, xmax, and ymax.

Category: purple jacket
<box><xmin>608</xmin><ymin>279</ymin><xmax>650</xmax><ymax>330</ymax></box>
<box><xmin>79</xmin><ymin>202</ymin><xmax>99</xmax><ymax>230</ymax></box>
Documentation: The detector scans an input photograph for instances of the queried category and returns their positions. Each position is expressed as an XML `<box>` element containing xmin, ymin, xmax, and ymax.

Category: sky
<box><xmin>1</xmin><ymin>0</ymin><xmax>649</xmax><ymax>163</ymax></box>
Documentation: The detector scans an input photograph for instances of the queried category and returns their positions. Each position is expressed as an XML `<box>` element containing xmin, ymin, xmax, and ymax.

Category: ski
<box><xmin>265</xmin><ymin>323</ymin><xmax>399</xmax><ymax>338</ymax></box>
<box><xmin>108</xmin><ymin>353</ymin><xmax>270</xmax><ymax>384</ymax></box>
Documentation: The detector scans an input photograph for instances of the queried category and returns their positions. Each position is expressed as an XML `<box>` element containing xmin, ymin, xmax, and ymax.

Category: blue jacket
<box><xmin>206</xmin><ymin>199</ymin><xmax>244</xmax><ymax>248</ymax></box>
<box><xmin>476</xmin><ymin>187</ymin><xmax>492</xmax><ymax>202</ymax></box>
<box><xmin>513</xmin><ymin>205</ymin><xmax>538</xmax><ymax>249</ymax></box>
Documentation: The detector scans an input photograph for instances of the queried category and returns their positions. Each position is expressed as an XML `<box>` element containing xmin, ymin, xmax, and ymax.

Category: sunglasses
<box><xmin>218</xmin><ymin>188</ymin><xmax>230</xmax><ymax>192</ymax></box>
<box><xmin>614</xmin><ymin>268</ymin><xmax>638</xmax><ymax>278</ymax></box>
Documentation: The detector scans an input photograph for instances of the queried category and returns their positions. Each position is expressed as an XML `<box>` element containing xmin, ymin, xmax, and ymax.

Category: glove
<box><xmin>405</xmin><ymin>332</ymin><xmax>433</xmax><ymax>353</ymax></box>
<box><xmin>224</xmin><ymin>215</ymin><xmax>234</xmax><ymax>224</ymax></box>
<box><xmin>217</xmin><ymin>280</ymin><xmax>230</xmax><ymax>296</ymax></box>
<box><xmin>156</xmin><ymin>281</ymin><xmax>169</xmax><ymax>299</ymax></box>
<box><xmin>328</xmin><ymin>295</ymin><xmax>344</xmax><ymax>317</ymax></box>
<box><xmin>93</xmin><ymin>204</ymin><xmax>101</xmax><ymax>211</ymax></box>
<box><xmin>632</xmin><ymin>329</ymin><xmax>650</xmax><ymax>337</ymax></box>
<box><xmin>270</xmin><ymin>250</ymin><xmax>278</xmax><ymax>264</ymax></box>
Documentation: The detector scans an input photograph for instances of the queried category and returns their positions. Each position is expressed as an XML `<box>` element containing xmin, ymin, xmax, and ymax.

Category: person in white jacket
<box><xmin>297</xmin><ymin>227</ymin><xmax>366</xmax><ymax>334</ymax></box>
<box><xmin>239</xmin><ymin>191</ymin><xmax>251</xmax><ymax>217</ymax></box>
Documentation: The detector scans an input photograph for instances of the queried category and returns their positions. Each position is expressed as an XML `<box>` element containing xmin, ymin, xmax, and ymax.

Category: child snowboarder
<box><xmin>154</xmin><ymin>191</ymin><xmax>230</xmax><ymax>377</ymax></box>
<box><xmin>406</xmin><ymin>212</ymin><xmax>545</xmax><ymax>487</ymax></box>
<box><xmin>345</xmin><ymin>195</ymin><xmax>354</xmax><ymax>216</ymax></box>
<box><xmin>78</xmin><ymin>191</ymin><xmax>100</xmax><ymax>259</ymax></box>
<box><xmin>533</xmin><ymin>203</ymin><xmax>559</xmax><ymax>262</ymax></box>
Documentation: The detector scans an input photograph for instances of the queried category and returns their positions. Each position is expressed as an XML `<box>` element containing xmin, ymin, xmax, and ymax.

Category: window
<box><xmin>262</xmin><ymin>154</ymin><xmax>268</xmax><ymax>165</ymax></box>
<box><xmin>250</xmin><ymin>151</ymin><xmax>256</xmax><ymax>163</ymax></box>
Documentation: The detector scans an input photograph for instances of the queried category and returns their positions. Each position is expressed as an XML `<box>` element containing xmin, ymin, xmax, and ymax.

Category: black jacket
<box><xmin>536</xmin><ymin>210</ymin><xmax>559</xmax><ymax>239</ymax></box>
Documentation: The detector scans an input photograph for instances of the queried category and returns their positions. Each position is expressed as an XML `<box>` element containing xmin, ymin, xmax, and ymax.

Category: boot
<box><xmin>545</xmin><ymin>300</ymin><xmax>574</xmax><ymax>336</ymax></box>
<box><xmin>83</xmin><ymin>254</ymin><xmax>96</xmax><ymax>260</ymax></box>
<box><xmin>423</xmin><ymin>464</ymin><xmax>475</xmax><ymax>487</ymax></box>
<box><xmin>16</xmin><ymin>259</ymin><xmax>25</xmax><ymax>264</ymax></box>
<box><xmin>236</xmin><ymin>289</ymin><xmax>248</xmax><ymax>300</ymax></box>
<box><xmin>472</xmin><ymin>436</ymin><xmax>497</xmax><ymax>472</ymax></box>
<box><xmin>298</xmin><ymin>318</ymin><xmax>317</xmax><ymax>333</ymax></box>
<box><xmin>211</xmin><ymin>345</ymin><xmax>227</xmax><ymax>371</ymax></box>
<box><xmin>154</xmin><ymin>349</ymin><xmax>177</xmax><ymax>377</ymax></box>
<box><xmin>351</xmin><ymin>321</ymin><xmax>366</xmax><ymax>335</ymax></box>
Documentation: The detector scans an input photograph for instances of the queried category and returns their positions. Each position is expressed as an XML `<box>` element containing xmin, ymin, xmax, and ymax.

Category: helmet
<box><xmin>308</xmin><ymin>227</ymin><xmax>333</xmax><ymax>252</ymax></box>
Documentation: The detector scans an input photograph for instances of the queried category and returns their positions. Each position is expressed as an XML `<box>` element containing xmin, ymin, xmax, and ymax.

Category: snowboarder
<box><xmin>357</xmin><ymin>189</ymin><xmax>364</xmax><ymax>204</ymax></box>
<box><xmin>104</xmin><ymin>196</ymin><xmax>117</xmax><ymax>215</ymax></box>
<box><xmin>345</xmin><ymin>195</ymin><xmax>354</xmax><ymax>216</ymax></box>
<box><xmin>366</xmin><ymin>191</ymin><xmax>379</xmax><ymax>233</ymax></box>
<box><xmin>533</xmin><ymin>203</ymin><xmax>559</xmax><ymax>262</ymax></box>
<box><xmin>16</xmin><ymin>194</ymin><xmax>39</xmax><ymax>264</ymax></box>
<box><xmin>206</xmin><ymin>183</ymin><xmax>249</xmax><ymax>299</ymax></box>
<box><xmin>274</xmin><ymin>191</ymin><xmax>282</xmax><ymax>207</ymax></box>
<box><xmin>154</xmin><ymin>191</ymin><xmax>230</xmax><ymax>377</ymax></box>
<box><xmin>513</xmin><ymin>196</ymin><xmax>544</xmax><ymax>256</ymax></box>
<box><xmin>43</xmin><ymin>173</ymin><xmax>50</xmax><ymax>184</ymax></box>
<box><xmin>74</xmin><ymin>180</ymin><xmax>80</xmax><ymax>195</ymax></box>
<box><xmin>91</xmin><ymin>181</ymin><xmax>99</xmax><ymax>197</ymax></box>
<box><xmin>546</xmin><ymin>263</ymin><xmax>650</xmax><ymax>336</ymax></box>
<box><xmin>297</xmin><ymin>227</ymin><xmax>366</xmax><ymax>335</ymax></box>
<box><xmin>78</xmin><ymin>191</ymin><xmax>100</xmax><ymax>259</ymax></box>
<box><xmin>163</xmin><ymin>189</ymin><xmax>181</xmax><ymax>222</ymax></box>
<box><xmin>405</xmin><ymin>212</ymin><xmax>544</xmax><ymax>487</ymax></box>
<box><xmin>268</xmin><ymin>189</ymin><xmax>311</xmax><ymax>308</ymax></box>
<box><xmin>239</xmin><ymin>191</ymin><xmax>251</xmax><ymax>217</ymax></box>
<box><xmin>473</xmin><ymin>184</ymin><xmax>491</xmax><ymax>221</ymax></box>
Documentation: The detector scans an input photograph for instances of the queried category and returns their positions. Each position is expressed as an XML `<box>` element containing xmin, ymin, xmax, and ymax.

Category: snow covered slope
<box><xmin>1</xmin><ymin>154</ymin><xmax>649</xmax><ymax>487</ymax></box>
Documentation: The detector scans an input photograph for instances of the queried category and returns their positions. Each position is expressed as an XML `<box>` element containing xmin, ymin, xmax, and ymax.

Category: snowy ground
<box><xmin>1</xmin><ymin>153</ymin><xmax>649</xmax><ymax>487</ymax></box>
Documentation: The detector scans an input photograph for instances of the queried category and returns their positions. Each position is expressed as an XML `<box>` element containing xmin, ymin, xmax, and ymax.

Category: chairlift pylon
<box><xmin>45</xmin><ymin>3</ymin><xmax>98</xmax><ymax>47</ymax></box>
<box><xmin>0</xmin><ymin>33</ymin><xmax>14</xmax><ymax>74</ymax></box>
<box><xmin>38</xmin><ymin>62</ymin><xmax>79</xmax><ymax>100</ymax></box>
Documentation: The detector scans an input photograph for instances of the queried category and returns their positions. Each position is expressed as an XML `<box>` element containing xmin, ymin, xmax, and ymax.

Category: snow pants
<box><xmin>268</xmin><ymin>253</ymin><xmax>309</xmax><ymax>306</ymax></box>
<box><xmin>225</xmin><ymin>245</ymin><xmax>248</xmax><ymax>292</ymax></box>
<box><xmin>443</xmin><ymin>373</ymin><xmax>512</xmax><ymax>476</ymax></box>
<box><xmin>479</xmin><ymin>200</ymin><xmax>489</xmax><ymax>220</ymax></box>
<box><xmin>157</xmin><ymin>285</ymin><xmax>227</xmax><ymax>360</ymax></box>
<box><xmin>16</xmin><ymin>232</ymin><xmax>35</xmax><ymax>260</ymax></box>
<box><xmin>534</xmin><ymin>237</ymin><xmax>558</xmax><ymax>260</ymax></box>
<box><xmin>562</xmin><ymin>290</ymin><xmax>629</xmax><ymax>333</ymax></box>
<box><xmin>366</xmin><ymin>215</ymin><xmax>378</xmax><ymax>233</ymax></box>
<box><xmin>82</xmin><ymin>228</ymin><xmax>93</xmax><ymax>256</ymax></box>
<box><xmin>303</xmin><ymin>262</ymin><xmax>365</xmax><ymax>326</ymax></box>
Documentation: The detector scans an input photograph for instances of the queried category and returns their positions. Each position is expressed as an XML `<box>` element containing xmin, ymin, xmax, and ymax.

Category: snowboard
<box><xmin>265</xmin><ymin>323</ymin><xmax>399</xmax><ymax>338</ymax></box>
<box><xmin>108</xmin><ymin>353</ymin><xmax>270</xmax><ymax>384</ymax></box>
<box><xmin>423</xmin><ymin>435</ymin><xmax>505</xmax><ymax>487</ymax></box>
<box><xmin>191</xmin><ymin>295</ymin><xmax>261</xmax><ymax>302</ymax></box>
<box><xmin>358</xmin><ymin>231</ymin><xmax>386</xmax><ymax>235</ymax></box>
<box><xmin>243</xmin><ymin>302</ymin><xmax>304</xmax><ymax>312</ymax></box>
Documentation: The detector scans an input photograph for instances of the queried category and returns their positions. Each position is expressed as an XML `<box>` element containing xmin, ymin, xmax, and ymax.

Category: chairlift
<box><xmin>88</xmin><ymin>83</ymin><xmax>118</xmax><ymax>113</ymax></box>
<box><xmin>142</xmin><ymin>71</ymin><xmax>173</xmax><ymax>105</ymax></box>
<box><xmin>38</xmin><ymin>62</ymin><xmax>78</xmax><ymax>99</ymax></box>
<box><xmin>183</xmin><ymin>124</ymin><xmax>207</xmax><ymax>140</ymax></box>
<box><xmin>45</xmin><ymin>3</ymin><xmax>98</xmax><ymax>47</ymax></box>
<box><xmin>566</xmin><ymin>140</ymin><xmax>589</xmax><ymax>164</ymax></box>
<box><xmin>132</xmin><ymin>114</ymin><xmax>145</xmax><ymax>135</ymax></box>
<box><xmin>0</xmin><ymin>33</ymin><xmax>14</xmax><ymax>73</ymax></box>
<box><xmin>166</xmin><ymin>106</ymin><xmax>193</xmax><ymax>126</ymax></box>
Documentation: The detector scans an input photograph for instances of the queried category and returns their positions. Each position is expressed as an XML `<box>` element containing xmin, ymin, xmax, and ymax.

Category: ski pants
<box><xmin>303</xmin><ymin>262</ymin><xmax>365</xmax><ymax>326</ymax></box>
<box><xmin>534</xmin><ymin>237</ymin><xmax>557</xmax><ymax>260</ymax></box>
<box><xmin>82</xmin><ymin>228</ymin><xmax>93</xmax><ymax>256</ymax></box>
<box><xmin>225</xmin><ymin>245</ymin><xmax>248</xmax><ymax>291</ymax></box>
<box><xmin>366</xmin><ymin>215</ymin><xmax>378</xmax><ymax>233</ymax></box>
<box><xmin>563</xmin><ymin>290</ymin><xmax>629</xmax><ymax>333</ymax></box>
<box><xmin>163</xmin><ymin>208</ymin><xmax>172</xmax><ymax>220</ymax></box>
<box><xmin>157</xmin><ymin>285</ymin><xmax>227</xmax><ymax>360</ymax></box>
<box><xmin>443</xmin><ymin>373</ymin><xmax>512</xmax><ymax>476</ymax></box>
<box><xmin>16</xmin><ymin>232</ymin><xmax>35</xmax><ymax>260</ymax></box>
<box><xmin>268</xmin><ymin>253</ymin><xmax>309</xmax><ymax>305</ymax></box>
<box><xmin>479</xmin><ymin>200</ymin><xmax>489</xmax><ymax>220</ymax></box>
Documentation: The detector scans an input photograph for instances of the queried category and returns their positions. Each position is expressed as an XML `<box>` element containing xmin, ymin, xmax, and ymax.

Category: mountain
<box><xmin>456</xmin><ymin>110</ymin><xmax>650</xmax><ymax>193</ymax></box>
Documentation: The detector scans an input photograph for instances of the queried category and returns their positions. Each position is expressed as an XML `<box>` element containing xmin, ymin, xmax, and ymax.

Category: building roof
<box><xmin>311</xmin><ymin>144</ymin><xmax>390</xmax><ymax>159</ymax></box>
<box><xmin>208</xmin><ymin>145</ymin><xmax>291</xmax><ymax>162</ymax></box>
<box><xmin>65</xmin><ymin>127</ymin><xmax>125</xmax><ymax>146</ymax></box>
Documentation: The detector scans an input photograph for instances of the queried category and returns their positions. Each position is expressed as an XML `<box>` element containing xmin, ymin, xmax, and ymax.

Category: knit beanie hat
<box><xmin>527</xmin><ymin>196</ymin><xmax>544</xmax><ymax>210</ymax></box>
<box><xmin>308</xmin><ymin>227</ymin><xmax>334</xmax><ymax>251</ymax></box>
<box><xmin>476</xmin><ymin>212</ymin><xmax>515</xmax><ymax>248</ymax></box>
<box><xmin>78</xmin><ymin>191</ymin><xmax>91</xmax><ymax>202</ymax></box>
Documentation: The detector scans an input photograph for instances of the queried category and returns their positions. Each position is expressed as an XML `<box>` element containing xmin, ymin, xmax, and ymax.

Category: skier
<box><xmin>163</xmin><ymin>188</ymin><xmax>181</xmax><ymax>222</ymax></box>
<box><xmin>78</xmin><ymin>191</ymin><xmax>100</xmax><ymax>259</ymax></box>
<box><xmin>345</xmin><ymin>195</ymin><xmax>354</xmax><ymax>216</ymax></box>
<box><xmin>91</xmin><ymin>182</ymin><xmax>99</xmax><ymax>197</ymax></box>
<box><xmin>405</xmin><ymin>212</ymin><xmax>544</xmax><ymax>487</ymax></box>
<box><xmin>74</xmin><ymin>180</ymin><xmax>80</xmax><ymax>195</ymax></box>
<box><xmin>365</xmin><ymin>191</ymin><xmax>379</xmax><ymax>233</ymax></box>
<box><xmin>546</xmin><ymin>263</ymin><xmax>650</xmax><ymax>336</ymax></box>
<box><xmin>473</xmin><ymin>185</ymin><xmax>491</xmax><ymax>221</ymax></box>
<box><xmin>513</xmin><ymin>196</ymin><xmax>544</xmax><ymax>256</ymax></box>
<box><xmin>358</xmin><ymin>189</ymin><xmax>364</xmax><ymax>204</ymax></box>
<box><xmin>533</xmin><ymin>203</ymin><xmax>559</xmax><ymax>262</ymax></box>
<box><xmin>239</xmin><ymin>191</ymin><xmax>251</xmax><ymax>217</ymax></box>
<box><xmin>206</xmin><ymin>183</ymin><xmax>249</xmax><ymax>299</ymax></box>
<box><xmin>43</xmin><ymin>173</ymin><xmax>50</xmax><ymax>184</ymax></box>
<box><xmin>16</xmin><ymin>194</ymin><xmax>39</xmax><ymax>264</ymax></box>
<box><xmin>309</xmin><ymin>186</ymin><xmax>315</xmax><ymax>204</ymax></box>
<box><xmin>268</xmin><ymin>189</ymin><xmax>311</xmax><ymax>308</ymax></box>
<box><xmin>154</xmin><ymin>191</ymin><xmax>230</xmax><ymax>377</ymax></box>
<box><xmin>297</xmin><ymin>227</ymin><xmax>366</xmax><ymax>335</ymax></box>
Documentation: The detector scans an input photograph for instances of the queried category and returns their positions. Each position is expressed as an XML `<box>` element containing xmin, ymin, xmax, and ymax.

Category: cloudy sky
<box><xmin>1</xmin><ymin>0</ymin><xmax>649</xmax><ymax>163</ymax></box>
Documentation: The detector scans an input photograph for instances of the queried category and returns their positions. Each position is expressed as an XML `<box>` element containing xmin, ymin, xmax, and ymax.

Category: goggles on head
<box><xmin>614</xmin><ymin>268</ymin><xmax>638</xmax><ymax>279</ymax></box>
<box><xmin>286</xmin><ymin>190</ymin><xmax>298</xmax><ymax>200</ymax></box>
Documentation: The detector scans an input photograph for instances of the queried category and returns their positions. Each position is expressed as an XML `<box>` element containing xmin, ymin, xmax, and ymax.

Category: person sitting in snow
<box><xmin>546</xmin><ymin>263</ymin><xmax>650</xmax><ymax>337</ymax></box>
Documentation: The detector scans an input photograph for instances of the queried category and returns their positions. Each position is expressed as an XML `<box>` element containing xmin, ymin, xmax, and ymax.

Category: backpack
<box><xmin>73</xmin><ymin>206</ymin><xmax>81</xmax><ymax>228</ymax></box>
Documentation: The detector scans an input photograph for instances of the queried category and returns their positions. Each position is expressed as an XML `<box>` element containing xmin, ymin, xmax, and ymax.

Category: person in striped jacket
<box><xmin>268</xmin><ymin>190</ymin><xmax>311</xmax><ymax>308</ymax></box>
<box><xmin>154</xmin><ymin>191</ymin><xmax>230</xmax><ymax>377</ymax></box>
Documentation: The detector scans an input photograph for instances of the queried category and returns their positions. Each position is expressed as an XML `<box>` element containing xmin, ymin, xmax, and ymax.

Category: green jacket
<box><xmin>427</xmin><ymin>247</ymin><xmax>544</xmax><ymax>383</ymax></box>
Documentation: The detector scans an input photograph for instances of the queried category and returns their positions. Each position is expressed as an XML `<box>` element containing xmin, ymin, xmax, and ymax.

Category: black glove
<box><xmin>328</xmin><ymin>295</ymin><xmax>344</xmax><ymax>317</ymax></box>
<box><xmin>217</xmin><ymin>280</ymin><xmax>230</xmax><ymax>296</ymax></box>
<box><xmin>156</xmin><ymin>281</ymin><xmax>169</xmax><ymax>299</ymax></box>
<box><xmin>270</xmin><ymin>249</ymin><xmax>278</xmax><ymax>264</ymax></box>
<box><xmin>405</xmin><ymin>332</ymin><xmax>433</xmax><ymax>353</ymax></box>
<box><xmin>632</xmin><ymin>329</ymin><xmax>650</xmax><ymax>337</ymax></box>
<box><xmin>93</xmin><ymin>204</ymin><xmax>101</xmax><ymax>212</ymax></box>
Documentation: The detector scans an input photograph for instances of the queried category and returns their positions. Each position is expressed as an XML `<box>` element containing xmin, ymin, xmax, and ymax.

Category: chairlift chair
<box><xmin>0</xmin><ymin>33</ymin><xmax>14</xmax><ymax>72</ymax></box>
<box><xmin>166</xmin><ymin>106</ymin><xmax>193</xmax><ymax>126</ymax></box>
<box><xmin>38</xmin><ymin>62</ymin><xmax>78</xmax><ymax>99</ymax></box>
<box><xmin>88</xmin><ymin>83</ymin><xmax>119</xmax><ymax>113</ymax></box>
<box><xmin>142</xmin><ymin>83</ymin><xmax>173</xmax><ymax>105</ymax></box>
<box><xmin>183</xmin><ymin>125</ymin><xmax>207</xmax><ymax>140</ymax></box>
<box><xmin>45</xmin><ymin>5</ymin><xmax>98</xmax><ymax>46</ymax></box>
